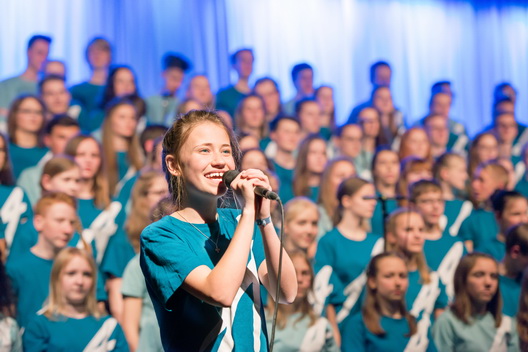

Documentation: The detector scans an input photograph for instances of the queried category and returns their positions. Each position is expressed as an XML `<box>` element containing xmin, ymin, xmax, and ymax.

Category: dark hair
<box><xmin>505</xmin><ymin>223</ymin><xmax>528</xmax><ymax>256</ymax></box>
<box><xmin>491</xmin><ymin>190</ymin><xmax>524</xmax><ymax>214</ymax></box>
<box><xmin>0</xmin><ymin>133</ymin><xmax>15</xmax><ymax>186</ymax></box>
<box><xmin>492</xmin><ymin>97</ymin><xmax>515</xmax><ymax>119</ymax></box>
<box><xmin>409</xmin><ymin>179</ymin><xmax>442</xmax><ymax>203</ymax></box>
<box><xmin>140</xmin><ymin>124</ymin><xmax>168</xmax><ymax>156</ymax></box>
<box><xmin>44</xmin><ymin>114</ymin><xmax>79</xmax><ymax>135</ymax></box>
<box><xmin>254</xmin><ymin>76</ymin><xmax>280</xmax><ymax>94</ymax></box>
<box><xmin>27</xmin><ymin>34</ymin><xmax>52</xmax><ymax>50</ymax></box>
<box><xmin>230</xmin><ymin>48</ymin><xmax>254</xmax><ymax>65</ymax></box>
<box><xmin>0</xmin><ymin>258</ymin><xmax>14</xmax><ymax>317</ymax></box>
<box><xmin>291</xmin><ymin>63</ymin><xmax>313</xmax><ymax>82</ymax></box>
<box><xmin>428</xmin><ymin>91</ymin><xmax>451</xmax><ymax>108</ymax></box>
<box><xmin>370</xmin><ymin>61</ymin><xmax>390</xmax><ymax>83</ymax></box>
<box><xmin>336</xmin><ymin>123</ymin><xmax>361</xmax><ymax>138</ymax></box>
<box><xmin>269</xmin><ymin>115</ymin><xmax>300</xmax><ymax>133</ymax></box>
<box><xmin>370</xmin><ymin>145</ymin><xmax>396</xmax><ymax>177</ymax></box>
<box><xmin>494</xmin><ymin>82</ymin><xmax>516</xmax><ymax>102</ymax></box>
<box><xmin>38</xmin><ymin>74</ymin><xmax>66</xmax><ymax>95</ymax></box>
<box><xmin>431</xmin><ymin>81</ymin><xmax>452</xmax><ymax>95</ymax></box>
<box><xmin>100</xmin><ymin>65</ymin><xmax>140</xmax><ymax>109</ymax></box>
<box><xmin>85</xmin><ymin>37</ymin><xmax>111</xmax><ymax>62</ymax></box>
<box><xmin>163</xmin><ymin>53</ymin><xmax>191</xmax><ymax>72</ymax></box>
<box><xmin>294</xmin><ymin>98</ymin><xmax>317</xmax><ymax>116</ymax></box>
<box><xmin>7</xmin><ymin>94</ymin><xmax>47</xmax><ymax>147</ymax></box>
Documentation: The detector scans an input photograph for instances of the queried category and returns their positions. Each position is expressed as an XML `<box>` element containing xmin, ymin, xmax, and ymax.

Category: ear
<box><xmin>367</xmin><ymin>276</ymin><xmax>377</xmax><ymax>290</ymax></box>
<box><xmin>43</xmin><ymin>135</ymin><xmax>52</xmax><ymax>148</ymax></box>
<box><xmin>144</xmin><ymin>139</ymin><xmax>154</xmax><ymax>154</ymax></box>
<box><xmin>165</xmin><ymin>154</ymin><xmax>181</xmax><ymax>177</ymax></box>
<box><xmin>33</xmin><ymin>214</ymin><xmax>44</xmax><ymax>233</ymax></box>
<box><xmin>41</xmin><ymin>174</ymin><xmax>52</xmax><ymax>191</ymax></box>
<box><xmin>386</xmin><ymin>231</ymin><xmax>396</xmax><ymax>246</ymax></box>
<box><xmin>439</xmin><ymin>168</ymin><xmax>449</xmax><ymax>182</ymax></box>
<box><xmin>510</xmin><ymin>244</ymin><xmax>521</xmax><ymax>259</ymax></box>
<box><xmin>341</xmin><ymin>194</ymin><xmax>352</xmax><ymax>208</ymax></box>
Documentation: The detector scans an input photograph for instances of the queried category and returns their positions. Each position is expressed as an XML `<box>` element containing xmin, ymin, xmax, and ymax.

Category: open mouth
<box><xmin>204</xmin><ymin>172</ymin><xmax>225</xmax><ymax>181</ymax></box>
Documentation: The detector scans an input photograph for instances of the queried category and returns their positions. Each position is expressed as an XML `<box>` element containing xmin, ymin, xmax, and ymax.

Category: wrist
<box><xmin>256</xmin><ymin>216</ymin><xmax>272</xmax><ymax>228</ymax></box>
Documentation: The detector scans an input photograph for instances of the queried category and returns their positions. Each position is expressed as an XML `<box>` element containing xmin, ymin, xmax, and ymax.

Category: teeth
<box><xmin>205</xmin><ymin>172</ymin><xmax>224</xmax><ymax>178</ymax></box>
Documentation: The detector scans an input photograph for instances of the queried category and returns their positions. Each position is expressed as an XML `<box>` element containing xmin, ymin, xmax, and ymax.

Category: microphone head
<box><xmin>222</xmin><ymin>170</ymin><xmax>239</xmax><ymax>188</ymax></box>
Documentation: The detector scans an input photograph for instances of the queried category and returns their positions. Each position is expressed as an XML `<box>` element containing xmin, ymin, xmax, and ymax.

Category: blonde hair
<box><xmin>293</xmin><ymin>134</ymin><xmax>327</xmax><ymax>198</ymax></box>
<box><xmin>40</xmin><ymin>155</ymin><xmax>79</xmax><ymax>191</ymax></box>
<box><xmin>385</xmin><ymin>208</ymin><xmax>431</xmax><ymax>284</ymax></box>
<box><xmin>126</xmin><ymin>169</ymin><xmax>166</xmax><ymax>252</ymax></box>
<box><xmin>102</xmin><ymin>98</ymin><xmax>144</xmax><ymax>196</ymax></box>
<box><xmin>317</xmin><ymin>157</ymin><xmax>355</xmax><ymax>224</ymax></box>
<box><xmin>42</xmin><ymin>247</ymin><xmax>100</xmax><ymax>319</ymax></box>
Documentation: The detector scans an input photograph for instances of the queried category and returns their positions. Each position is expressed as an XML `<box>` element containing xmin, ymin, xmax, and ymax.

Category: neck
<box><xmin>89</xmin><ymin>67</ymin><xmax>108</xmax><ymax>85</ymax></box>
<box><xmin>179</xmin><ymin>197</ymin><xmax>218</xmax><ymax>223</ymax></box>
<box><xmin>441</xmin><ymin>182</ymin><xmax>455</xmax><ymax>200</ymax></box>
<box><xmin>376</xmin><ymin>182</ymin><xmax>396</xmax><ymax>197</ymax></box>
<box><xmin>431</xmin><ymin>145</ymin><xmax>446</xmax><ymax>158</ymax></box>
<box><xmin>502</xmin><ymin>255</ymin><xmax>519</xmax><ymax>279</ymax></box>
<box><xmin>378</xmin><ymin>297</ymin><xmax>403</xmax><ymax>319</ymax></box>
<box><xmin>296</xmin><ymin>90</ymin><xmax>313</xmax><ymax>100</ymax></box>
<box><xmin>424</xmin><ymin>224</ymin><xmax>442</xmax><ymax>240</ymax></box>
<box><xmin>406</xmin><ymin>253</ymin><xmax>418</xmax><ymax>271</ymax></box>
<box><xmin>472</xmin><ymin>301</ymin><xmax>488</xmax><ymax>316</ymax></box>
<box><xmin>320</xmin><ymin>113</ymin><xmax>332</xmax><ymax>127</ymax></box>
<box><xmin>15</xmin><ymin>130</ymin><xmax>38</xmax><ymax>148</ymax></box>
<box><xmin>31</xmin><ymin>238</ymin><xmax>60</xmax><ymax>260</ymax></box>
<box><xmin>113</xmin><ymin>136</ymin><xmax>129</xmax><ymax>152</ymax></box>
<box><xmin>60</xmin><ymin>304</ymin><xmax>88</xmax><ymax>319</ymax></box>
<box><xmin>308</xmin><ymin>173</ymin><xmax>321</xmax><ymax>187</ymax></box>
<box><xmin>242</xmin><ymin>126</ymin><xmax>261</xmax><ymax>140</ymax></box>
<box><xmin>337</xmin><ymin>213</ymin><xmax>366</xmax><ymax>240</ymax></box>
<box><xmin>77</xmin><ymin>178</ymin><xmax>95</xmax><ymax>199</ymax></box>
<box><xmin>362</xmin><ymin>137</ymin><xmax>376</xmax><ymax>152</ymax></box>
<box><xmin>235</xmin><ymin>77</ymin><xmax>251</xmax><ymax>94</ymax></box>
<box><xmin>274</xmin><ymin>148</ymin><xmax>295</xmax><ymax>169</ymax></box>
<box><xmin>498</xmin><ymin>142</ymin><xmax>512</xmax><ymax>159</ymax></box>
<box><xmin>21</xmin><ymin>66</ymin><xmax>39</xmax><ymax>81</ymax></box>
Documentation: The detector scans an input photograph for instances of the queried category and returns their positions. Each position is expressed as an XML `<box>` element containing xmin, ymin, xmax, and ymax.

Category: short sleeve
<box><xmin>139</xmin><ymin>221</ymin><xmax>205</xmax><ymax>308</ymax></box>
<box><xmin>100</xmin><ymin>229</ymin><xmax>135</xmax><ymax>278</ymax></box>
<box><xmin>340</xmin><ymin>314</ymin><xmax>367</xmax><ymax>352</ymax></box>
<box><xmin>121</xmin><ymin>255</ymin><xmax>145</xmax><ymax>298</ymax></box>
<box><xmin>431</xmin><ymin>311</ymin><xmax>455</xmax><ymax>352</ymax></box>
<box><xmin>457</xmin><ymin>216</ymin><xmax>472</xmax><ymax>241</ymax></box>
<box><xmin>435</xmin><ymin>279</ymin><xmax>449</xmax><ymax>311</ymax></box>
<box><xmin>22</xmin><ymin>315</ymin><xmax>49</xmax><ymax>352</ymax></box>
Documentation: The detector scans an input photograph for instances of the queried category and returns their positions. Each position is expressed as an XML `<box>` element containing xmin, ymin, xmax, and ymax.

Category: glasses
<box><xmin>416</xmin><ymin>198</ymin><xmax>444</xmax><ymax>205</ymax></box>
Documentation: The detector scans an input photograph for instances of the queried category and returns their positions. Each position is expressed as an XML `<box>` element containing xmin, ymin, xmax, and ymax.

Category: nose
<box><xmin>211</xmin><ymin>150</ymin><xmax>227</xmax><ymax>167</ymax></box>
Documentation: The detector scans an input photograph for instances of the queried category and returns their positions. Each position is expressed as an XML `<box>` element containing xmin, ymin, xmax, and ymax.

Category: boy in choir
<box><xmin>39</xmin><ymin>75</ymin><xmax>84</xmax><ymax>121</ymax></box>
<box><xmin>283</xmin><ymin>63</ymin><xmax>315</xmax><ymax>115</ymax></box>
<box><xmin>424</xmin><ymin>114</ymin><xmax>450</xmax><ymax>158</ymax></box>
<box><xmin>216</xmin><ymin>48</ymin><xmax>254</xmax><ymax>118</ymax></box>
<box><xmin>6</xmin><ymin>192</ymin><xmax>77</xmax><ymax>328</ymax></box>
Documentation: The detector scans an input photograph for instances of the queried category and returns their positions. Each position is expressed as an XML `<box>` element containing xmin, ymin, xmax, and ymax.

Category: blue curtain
<box><xmin>1</xmin><ymin>0</ymin><xmax>527</xmax><ymax>135</ymax></box>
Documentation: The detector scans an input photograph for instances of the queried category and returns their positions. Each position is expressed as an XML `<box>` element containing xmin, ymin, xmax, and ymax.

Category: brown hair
<box><xmin>433</xmin><ymin>152</ymin><xmax>465</xmax><ymax>181</ymax></box>
<box><xmin>163</xmin><ymin>110</ymin><xmax>241</xmax><ymax>209</ymax></box>
<box><xmin>363</xmin><ymin>252</ymin><xmax>417</xmax><ymax>336</ymax></box>
<box><xmin>0</xmin><ymin>133</ymin><xmax>15</xmax><ymax>186</ymax></box>
<box><xmin>317</xmin><ymin>157</ymin><xmax>356</xmax><ymax>224</ymax></box>
<box><xmin>451</xmin><ymin>253</ymin><xmax>502</xmax><ymax>327</ymax></box>
<box><xmin>126</xmin><ymin>169</ymin><xmax>166</xmax><ymax>252</ymax></box>
<box><xmin>7</xmin><ymin>95</ymin><xmax>46</xmax><ymax>147</ymax></box>
<box><xmin>336</xmin><ymin>176</ymin><xmax>371</xmax><ymax>229</ymax></box>
<box><xmin>398</xmin><ymin>127</ymin><xmax>433</xmax><ymax>164</ymax></box>
<box><xmin>385</xmin><ymin>208</ymin><xmax>431</xmax><ymax>284</ymax></box>
<box><xmin>266</xmin><ymin>251</ymin><xmax>317</xmax><ymax>329</ymax></box>
<box><xmin>34</xmin><ymin>191</ymin><xmax>77</xmax><ymax>216</ymax></box>
<box><xmin>40</xmin><ymin>155</ymin><xmax>79</xmax><ymax>191</ymax></box>
<box><xmin>234</xmin><ymin>94</ymin><xmax>267</xmax><ymax>140</ymax></box>
<box><xmin>471</xmin><ymin>161</ymin><xmax>509</xmax><ymax>207</ymax></box>
<box><xmin>409</xmin><ymin>179</ymin><xmax>442</xmax><ymax>204</ymax></box>
<box><xmin>64</xmin><ymin>135</ymin><xmax>110</xmax><ymax>209</ymax></box>
<box><xmin>397</xmin><ymin>157</ymin><xmax>432</xmax><ymax>204</ymax></box>
<box><xmin>518</xmin><ymin>268</ymin><xmax>528</xmax><ymax>349</ymax></box>
<box><xmin>468</xmin><ymin>132</ymin><xmax>498</xmax><ymax>178</ymax></box>
<box><xmin>293</xmin><ymin>134</ymin><xmax>326</xmax><ymax>198</ymax></box>
<box><xmin>101</xmin><ymin>98</ymin><xmax>144</xmax><ymax>196</ymax></box>
<box><xmin>42</xmin><ymin>247</ymin><xmax>100</xmax><ymax>319</ymax></box>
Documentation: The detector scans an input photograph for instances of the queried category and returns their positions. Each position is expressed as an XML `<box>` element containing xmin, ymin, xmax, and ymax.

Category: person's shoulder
<box><xmin>0</xmin><ymin>75</ymin><xmax>23</xmax><ymax>86</ymax></box>
<box><xmin>216</xmin><ymin>85</ymin><xmax>236</xmax><ymax>96</ymax></box>
<box><xmin>141</xmin><ymin>215</ymin><xmax>177</xmax><ymax>238</ymax></box>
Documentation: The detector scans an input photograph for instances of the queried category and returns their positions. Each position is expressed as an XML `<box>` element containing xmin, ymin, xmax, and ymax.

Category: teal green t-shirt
<box><xmin>146</xmin><ymin>94</ymin><xmax>180</xmax><ymax>126</ymax></box>
<box><xmin>499</xmin><ymin>275</ymin><xmax>521</xmax><ymax>318</ymax></box>
<box><xmin>272</xmin><ymin>160</ymin><xmax>295</xmax><ymax>203</ymax></box>
<box><xmin>121</xmin><ymin>254</ymin><xmax>163</xmax><ymax>352</ymax></box>
<box><xmin>0</xmin><ymin>75</ymin><xmax>37</xmax><ymax>114</ymax></box>
<box><xmin>8</xmin><ymin>143</ymin><xmax>49</xmax><ymax>179</ymax></box>
<box><xmin>342</xmin><ymin>314</ymin><xmax>437</xmax><ymax>352</ymax></box>
<box><xmin>313</xmin><ymin>228</ymin><xmax>384</xmax><ymax>324</ymax></box>
<box><xmin>100</xmin><ymin>227</ymin><xmax>135</xmax><ymax>278</ymax></box>
<box><xmin>432</xmin><ymin>309</ymin><xmax>519</xmax><ymax>352</ymax></box>
<box><xmin>443</xmin><ymin>199</ymin><xmax>473</xmax><ymax>237</ymax></box>
<box><xmin>371</xmin><ymin>191</ymin><xmax>398</xmax><ymax>235</ymax></box>
<box><xmin>215</xmin><ymin>85</ymin><xmax>247</xmax><ymax>119</ymax></box>
<box><xmin>69</xmin><ymin>81</ymin><xmax>104</xmax><ymax>113</ymax></box>
<box><xmin>0</xmin><ymin>185</ymin><xmax>32</xmax><ymax>249</ymax></box>
<box><xmin>479</xmin><ymin>236</ymin><xmax>505</xmax><ymax>262</ymax></box>
<box><xmin>458</xmin><ymin>208</ymin><xmax>499</xmax><ymax>249</ymax></box>
<box><xmin>23</xmin><ymin>314</ymin><xmax>128</xmax><ymax>352</ymax></box>
<box><xmin>140</xmin><ymin>208</ymin><xmax>268</xmax><ymax>351</ymax></box>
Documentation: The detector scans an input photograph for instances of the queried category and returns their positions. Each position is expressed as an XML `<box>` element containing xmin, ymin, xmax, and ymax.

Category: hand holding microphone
<box><xmin>223</xmin><ymin>170</ymin><xmax>280</xmax><ymax>201</ymax></box>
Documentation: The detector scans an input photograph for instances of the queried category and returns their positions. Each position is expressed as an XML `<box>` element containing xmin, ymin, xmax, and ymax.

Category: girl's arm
<box><xmin>182</xmin><ymin>170</ymin><xmax>270</xmax><ymax>307</ymax></box>
<box><xmin>106</xmin><ymin>277</ymin><xmax>124</xmax><ymax>323</ymax></box>
<box><xmin>121</xmin><ymin>297</ymin><xmax>142</xmax><ymax>352</ymax></box>
<box><xmin>326</xmin><ymin>304</ymin><xmax>341</xmax><ymax>347</ymax></box>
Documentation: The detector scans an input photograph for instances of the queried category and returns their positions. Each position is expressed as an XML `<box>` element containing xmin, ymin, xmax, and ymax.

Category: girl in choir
<box><xmin>101</xmin><ymin>97</ymin><xmax>144</xmax><ymax>199</ymax></box>
<box><xmin>468</xmin><ymin>131</ymin><xmax>499</xmax><ymax>178</ymax></box>
<box><xmin>0</xmin><ymin>252</ymin><xmax>21</xmax><ymax>351</ymax></box>
<box><xmin>40</xmin><ymin>156</ymin><xmax>81</xmax><ymax>198</ymax></box>
<box><xmin>479</xmin><ymin>190</ymin><xmax>528</xmax><ymax>261</ymax></box>
<box><xmin>315</xmin><ymin>85</ymin><xmax>336</xmax><ymax>138</ymax></box>
<box><xmin>317</xmin><ymin>157</ymin><xmax>356</xmax><ymax>238</ymax></box>
<box><xmin>64</xmin><ymin>135</ymin><xmax>125</xmax><ymax>265</ymax></box>
<box><xmin>356</xmin><ymin>107</ymin><xmax>382</xmax><ymax>178</ymax></box>
<box><xmin>185</xmin><ymin>74</ymin><xmax>214</xmax><ymax>108</ymax></box>
<box><xmin>518</xmin><ymin>267</ymin><xmax>528</xmax><ymax>351</ymax></box>
<box><xmin>6</xmin><ymin>95</ymin><xmax>49</xmax><ymax>178</ymax></box>
<box><xmin>283</xmin><ymin>197</ymin><xmax>319</xmax><ymax>259</ymax></box>
<box><xmin>397</xmin><ymin>157</ymin><xmax>433</xmax><ymax>203</ymax></box>
<box><xmin>370</xmin><ymin>86</ymin><xmax>404</xmax><ymax>146</ymax></box>
<box><xmin>240</xmin><ymin>148</ymin><xmax>273</xmax><ymax>172</ymax></box>
<box><xmin>398</xmin><ymin>127</ymin><xmax>433</xmax><ymax>164</ymax></box>
<box><xmin>23</xmin><ymin>247</ymin><xmax>129</xmax><ymax>351</ymax></box>
<box><xmin>252</xmin><ymin>77</ymin><xmax>283</xmax><ymax>123</ymax></box>
<box><xmin>140</xmin><ymin>110</ymin><xmax>296</xmax><ymax>350</ymax></box>
<box><xmin>293</xmin><ymin>134</ymin><xmax>328</xmax><ymax>202</ymax></box>
<box><xmin>433</xmin><ymin>152</ymin><xmax>469</xmax><ymax>201</ymax></box>
<box><xmin>432</xmin><ymin>253</ymin><xmax>519</xmax><ymax>351</ymax></box>
<box><xmin>0</xmin><ymin>132</ymin><xmax>33</xmax><ymax>262</ymax></box>
<box><xmin>386</xmin><ymin>208</ymin><xmax>448</xmax><ymax>348</ymax></box>
<box><xmin>266</xmin><ymin>251</ymin><xmax>339</xmax><ymax>352</ymax></box>
<box><xmin>234</xmin><ymin>94</ymin><xmax>267</xmax><ymax>141</ymax></box>
<box><xmin>102</xmin><ymin>169</ymin><xmax>168</xmax><ymax>323</ymax></box>
<box><xmin>341</xmin><ymin>252</ymin><xmax>437</xmax><ymax>352</ymax></box>
<box><xmin>313</xmin><ymin>177</ymin><xmax>383</xmax><ymax>344</ymax></box>
<box><xmin>370</xmin><ymin>147</ymin><xmax>400</xmax><ymax>235</ymax></box>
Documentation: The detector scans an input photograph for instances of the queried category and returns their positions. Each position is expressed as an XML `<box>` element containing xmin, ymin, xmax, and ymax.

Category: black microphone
<box><xmin>363</xmin><ymin>195</ymin><xmax>406</xmax><ymax>201</ymax></box>
<box><xmin>222</xmin><ymin>170</ymin><xmax>280</xmax><ymax>201</ymax></box>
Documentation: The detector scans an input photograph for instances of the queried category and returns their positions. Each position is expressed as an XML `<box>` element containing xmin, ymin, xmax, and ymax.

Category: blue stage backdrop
<box><xmin>1</xmin><ymin>0</ymin><xmax>527</xmax><ymax>135</ymax></box>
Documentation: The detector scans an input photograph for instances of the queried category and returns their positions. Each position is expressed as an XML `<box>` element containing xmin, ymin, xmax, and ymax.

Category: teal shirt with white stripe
<box><xmin>23</xmin><ymin>314</ymin><xmax>128</xmax><ymax>352</ymax></box>
<box><xmin>140</xmin><ymin>208</ymin><xmax>268</xmax><ymax>351</ymax></box>
<box><xmin>432</xmin><ymin>309</ymin><xmax>519</xmax><ymax>352</ymax></box>
<box><xmin>313</xmin><ymin>228</ymin><xmax>384</xmax><ymax>326</ymax></box>
<box><xmin>457</xmin><ymin>208</ymin><xmax>498</xmax><ymax>249</ymax></box>
<box><xmin>0</xmin><ymin>185</ymin><xmax>32</xmax><ymax>252</ymax></box>
<box><xmin>342</xmin><ymin>314</ymin><xmax>437</xmax><ymax>352</ymax></box>
<box><xmin>443</xmin><ymin>199</ymin><xmax>473</xmax><ymax>237</ymax></box>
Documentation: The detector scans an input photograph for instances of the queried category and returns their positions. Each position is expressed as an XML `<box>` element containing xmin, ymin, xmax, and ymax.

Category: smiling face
<box><xmin>176</xmin><ymin>122</ymin><xmax>236</xmax><ymax>199</ymax></box>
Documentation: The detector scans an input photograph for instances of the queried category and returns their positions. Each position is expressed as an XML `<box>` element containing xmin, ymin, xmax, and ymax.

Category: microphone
<box><xmin>222</xmin><ymin>170</ymin><xmax>280</xmax><ymax>201</ymax></box>
<box><xmin>363</xmin><ymin>195</ymin><xmax>406</xmax><ymax>201</ymax></box>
